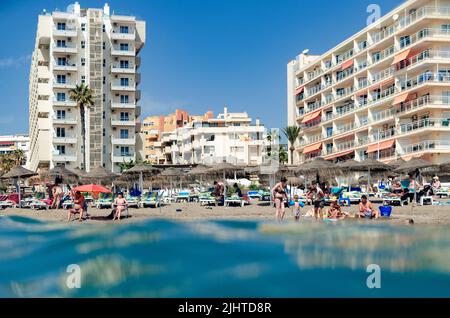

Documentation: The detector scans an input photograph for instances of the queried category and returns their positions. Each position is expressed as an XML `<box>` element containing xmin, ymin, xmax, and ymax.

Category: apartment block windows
<box><xmin>120</xmin><ymin>129</ymin><xmax>129</xmax><ymax>139</ymax></box>
<box><xmin>57</xmin><ymin>57</ymin><xmax>67</xmax><ymax>66</ymax></box>
<box><xmin>120</xmin><ymin>78</ymin><xmax>129</xmax><ymax>86</ymax></box>
<box><xmin>442</xmin><ymin>24</ymin><xmax>450</xmax><ymax>33</ymax></box>
<box><xmin>120</xmin><ymin>95</ymin><xmax>129</xmax><ymax>103</ymax></box>
<box><xmin>103</xmin><ymin>76</ymin><xmax>106</xmax><ymax>85</ymax></box>
<box><xmin>57</xmin><ymin>22</ymin><xmax>66</xmax><ymax>30</ymax></box>
<box><xmin>400</xmin><ymin>35</ymin><xmax>411</xmax><ymax>49</ymax></box>
<box><xmin>56</xmin><ymin>110</ymin><xmax>66</xmax><ymax>119</ymax></box>
<box><xmin>81</xmin><ymin>41</ymin><xmax>85</xmax><ymax>49</ymax></box>
<box><xmin>56</xmin><ymin>127</ymin><xmax>66</xmax><ymax>138</ymax></box>
<box><xmin>56</xmin><ymin>145</ymin><xmax>66</xmax><ymax>155</ymax></box>
<box><xmin>56</xmin><ymin>74</ymin><xmax>66</xmax><ymax>84</ymax></box>
<box><xmin>102</xmin><ymin>24</ymin><xmax>106</xmax><ymax>32</ymax></box>
<box><xmin>120</xmin><ymin>26</ymin><xmax>129</xmax><ymax>34</ymax></box>
<box><xmin>56</xmin><ymin>40</ymin><xmax>66</xmax><ymax>48</ymax></box>
<box><xmin>120</xmin><ymin>43</ymin><xmax>129</xmax><ymax>51</ymax></box>
<box><xmin>103</xmin><ymin>42</ymin><xmax>106</xmax><ymax>50</ymax></box>
<box><xmin>120</xmin><ymin>112</ymin><xmax>129</xmax><ymax>121</ymax></box>
<box><xmin>120</xmin><ymin>146</ymin><xmax>130</xmax><ymax>156</ymax></box>
<box><xmin>103</xmin><ymin>128</ymin><xmax>105</xmax><ymax>137</ymax></box>
<box><xmin>81</xmin><ymin>23</ymin><xmax>86</xmax><ymax>31</ymax></box>
<box><xmin>443</xmin><ymin>91</ymin><xmax>450</xmax><ymax>104</ymax></box>
<box><xmin>103</xmin><ymin>59</ymin><xmax>106</xmax><ymax>67</ymax></box>
<box><xmin>81</xmin><ymin>58</ymin><xmax>86</xmax><ymax>66</ymax></box>
<box><xmin>103</xmin><ymin>94</ymin><xmax>106</xmax><ymax>102</ymax></box>
<box><xmin>120</xmin><ymin>60</ymin><xmax>129</xmax><ymax>69</ymax></box>
<box><xmin>358</xmin><ymin>40</ymin><xmax>367</xmax><ymax>51</ymax></box>
<box><xmin>81</xmin><ymin>75</ymin><xmax>86</xmax><ymax>84</ymax></box>
<box><xmin>56</xmin><ymin>92</ymin><xmax>66</xmax><ymax>101</ymax></box>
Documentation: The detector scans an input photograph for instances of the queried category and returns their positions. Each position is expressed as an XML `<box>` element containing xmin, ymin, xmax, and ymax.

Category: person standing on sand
<box><xmin>309</xmin><ymin>183</ymin><xmax>325</xmax><ymax>220</ymax></box>
<box><xmin>51</xmin><ymin>183</ymin><xmax>63</xmax><ymax>209</ymax></box>
<box><xmin>68</xmin><ymin>191</ymin><xmax>85</xmax><ymax>222</ymax></box>
<box><xmin>271</xmin><ymin>177</ymin><xmax>288</xmax><ymax>222</ymax></box>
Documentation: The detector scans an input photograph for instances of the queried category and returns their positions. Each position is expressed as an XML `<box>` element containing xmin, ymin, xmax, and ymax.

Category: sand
<box><xmin>1</xmin><ymin>200</ymin><xmax>450</xmax><ymax>225</ymax></box>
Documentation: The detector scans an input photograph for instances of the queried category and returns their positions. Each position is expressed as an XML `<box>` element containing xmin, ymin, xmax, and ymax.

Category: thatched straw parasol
<box><xmin>45</xmin><ymin>165</ymin><xmax>79</xmax><ymax>183</ymax></box>
<box><xmin>394</xmin><ymin>157</ymin><xmax>435</xmax><ymax>174</ymax></box>
<box><xmin>1</xmin><ymin>166</ymin><xmax>38</xmax><ymax>203</ymax></box>
<box><xmin>347</xmin><ymin>158</ymin><xmax>391</xmax><ymax>191</ymax></box>
<box><xmin>122</xmin><ymin>164</ymin><xmax>160</xmax><ymax>191</ymax></box>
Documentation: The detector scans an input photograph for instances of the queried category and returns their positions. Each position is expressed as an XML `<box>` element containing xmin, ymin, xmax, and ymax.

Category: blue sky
<box><xmin>0</xmin><ymin>0</ymin><xmax>403</xmax><ymax>135</ymax></box>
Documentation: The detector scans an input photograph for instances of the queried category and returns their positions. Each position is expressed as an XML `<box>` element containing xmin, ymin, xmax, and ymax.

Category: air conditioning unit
<box><xmin>68</xmin><ymin>38</ymin><xmax>72</xmax><ymax>42</ymax></box>
<box><xmin>113</xmin><ymin>127</ymin><xmax>116</xmax><ymax>131</ymax></box>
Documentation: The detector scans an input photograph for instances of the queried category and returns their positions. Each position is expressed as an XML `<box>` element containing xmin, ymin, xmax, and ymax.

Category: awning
<box><xmin>367</xmin><ymin>139</ymin><xmax>396</xmax><ymax>153</ymax></box>
<box><xmin>324</xmin><ymin>150</ymin><xmax>354</xmax><ymax>160</ymax></box>
<box><xmin>301</xmin><ymin>110</ymin><xmax>322</xmax><ymax>124</ymax></box>
<box><xmin>391</xmin><ymin>49</ymin><xmax>411</xmax><ymax>65</ymax></box>
<box><xmin>341</xmin><ymin>59</ymin><xmax>354</xmax><ymax>70</ymax></box>
<box><xmin>393</xmin><ymin>93</ymin><xmax>409</xmax><ymax>105</ymax></box>
<box><xmin>369</xmin><ymin>78</ymin><xmax>395</xmax><ymax>91</ymax></box>
<box><xmin>295</xmin><ymin>86</ymin><xmax>304</xmax><ymax>95</ymax></box>
<box><xmin>303</xmin><ymin>142</ymin><xmax>323</xmax><ymax>155</ymax></box>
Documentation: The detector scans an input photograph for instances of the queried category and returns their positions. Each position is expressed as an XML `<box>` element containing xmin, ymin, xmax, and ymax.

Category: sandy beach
<box><xmin>1</xmin><ymin>200</ymin><xmax>450</xmax><ymax>225</ymax></box>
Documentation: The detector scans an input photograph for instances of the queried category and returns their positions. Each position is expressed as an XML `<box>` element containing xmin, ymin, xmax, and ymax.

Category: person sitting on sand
<box><xmin>68</xmin><ymin>191</ymin><xmax>85</xmax><ymax>222</ymax></box>
<box><xmin>112</xmin><ymin>193</ymin><xmax>128</xmax><ymax>221</ymax></box>
<box><xmin>358</xmin><ymin>195</ymin><xmax>379</xmax><ymax>219</ymax></box>
<box><xmin>327</xmin><ymin>200</ymin><xmax>345</xmax><ymax>219</ymax></box>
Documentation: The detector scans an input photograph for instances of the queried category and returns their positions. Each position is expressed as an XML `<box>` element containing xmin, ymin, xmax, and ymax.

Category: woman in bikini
<box><xmin>271</xmin><ymin>177</ymin><xmax>288</xmax><ymax>221</ymax></box>
<box><xmin>113</xmin><ymin>193</ymin><xmax>128</xmax><ymax>221</ymax></box>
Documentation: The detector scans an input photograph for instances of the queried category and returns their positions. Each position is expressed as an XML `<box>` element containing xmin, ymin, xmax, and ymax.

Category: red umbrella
<box><xmin>72</xmin><ymin>184</ymin><xmax>112</xmax><ymax>194</ymax></box>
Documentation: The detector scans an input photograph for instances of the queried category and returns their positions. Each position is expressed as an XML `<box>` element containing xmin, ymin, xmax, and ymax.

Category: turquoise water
<box><xmin>1</xmin><ymin>215</ymin><xmax>450</xmax><ymax>297</ymax></box>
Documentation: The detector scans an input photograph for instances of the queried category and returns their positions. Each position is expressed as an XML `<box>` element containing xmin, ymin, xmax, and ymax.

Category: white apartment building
<box><xmin>161</xmin><ymin>107</ymin><xmax>266</xmax><ymax>165</ymax></box>
<box><xmin>288</xmin><ymin>0</ymin><xmax>450</xmax><ymax>165</ymax></box>
<box><xmin>28</xmin><ymin>2</ymin><xmax>145</xmax><ymax>173</ymax></box>
<box><xmin>0</xmin><ymin>135</ymin><xmax>30</xmax><ymax>167</ymax></box>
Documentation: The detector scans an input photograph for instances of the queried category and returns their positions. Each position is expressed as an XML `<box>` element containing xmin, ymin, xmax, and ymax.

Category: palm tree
<box><xmin>279</xmin><ymin>146</ymin><xmax>288</xmax><ymax>165</ymax></box>
<box><xmin>12</xmin><ymin>149</ymin><xmax>25</xmax><ymax>166</ymax></box>
<box><xmin>283</xmin><ymin>126</ymin><xmax>301</xmax><ymax>165</ymax></box>
<box><xmin>70</xmin><ymin>84</ymin><xmax>94</xmax><ymax>171</ymax></box>
<box><xmin>0</xmin><ymin>154</ymin><xmax>15</xmax><ymax>173</ymax></box>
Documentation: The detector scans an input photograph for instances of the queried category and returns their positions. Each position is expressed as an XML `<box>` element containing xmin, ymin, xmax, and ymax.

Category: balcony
<box><xmin>399</xmin><ymin>118</ymin><xmax>450</xmax><ymax>135</ymax></box>
<box><xmin>53</xmin><ymin>136</ymin><xmax>77</xmax><ymax>144</ymax></box>
<box><xmin>53</xmin><ymin>26</ymin><xmax>77</xmax><ymax>37</ymax></box>
<box><xmin>111</xmin><ymin>81</ymin><xmax>136</xmax><ymax>91</ymax></box>
<box><xmin>53</xmin><ymin>115</ymin><xmax>78</xmax><ymax>125</ymax></box>
<box><xmin>53</xmin><ymin>154</ymin><xmax>77</xmax><ymax>162</ymax></box>
<box><xmin>53</xmin><ymin>99</ymin><xmax>77</xmax><ymax>107</ymax></box>
<box><xmin>111</xmin><ymin>118</ymin><xmax>136</xmax><ymax>126</ymax></box>
<box><xmin>112</xmin><ymin>154</ymin><xmax>135</xmax><ymax>163</ymax></box>
<box><xmin>53</xmin><ymin>80</ymin><xmax>76</xmax><ymax>89</ymax></box>
<box><xmin>111</xmin><ymin>29</ymin><xmax>136</xmax><ymax>41</ymax></box>
<box><xmin>111</xmin><ymin>136</ymin><xmax>136</xmax><ymax>145</ymax></box>
<box><xmin>52</xmin><ymin>44</ymin><xmax>77</xmax><ymax>54</ymax></box>
<box><xmin>111</xmin><ymin>46</ymin><xmax>136</xmax><ymax>56</ymax></box>
<box><xmin>111</xmin><ymin>102</ymin><xmax>136</xmax><ymax>109</ymax></box>
<box><xmin>111</xmin><ymin>64</ymin><xmax>136</xmax><ymax>74</ymax></box>
<box><xmin>403</xmin><ymin>140</ymin><xmax>450</xmax><ymax>155</ymax></box>
<box><xmin>53</xmin><ymin>62</ymin><xmax>77</xmax><ymax>72</ymax></box>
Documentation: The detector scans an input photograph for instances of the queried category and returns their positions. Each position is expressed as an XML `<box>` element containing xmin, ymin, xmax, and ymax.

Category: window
<box><xmin>120</xmin><ymin>43</ymin><xmax>129</xmax><ymax>51</ymax></box>
<box><xmin>120</xmin><ymin>112</ymin><xmax>129</xmax><ymax>121</ymax></box>
<box><xmin>57</xmin><ymin>57</ymin><xmax>67</xmax><ymax>66</ymax></box>
<box><xmin>400</xmin><ymin>35</ymin><xmax>411</xmax><ymax>48</ymax></box>
<box><xmin>56</xmin><ymin>127</ymin><xmax>66</xmax><ymax>137</ymax></box>
<box><xmin>120</xmin><ymin>78</ymin><xmax>129</xmax><ymax>86</ymax></box>
<box><xmin>103</xmin><ymin>128</ymin><xmax>105</xmax><ymax>137</ymax></box>
<box><xmin>56</xmin><ymin>145</ymin><xmax>66</xmax><ymax>155</ymax></box>
<box><xmin>81</xmin><ymin>75</ymin><xmax>86</xmax><ymax>84</ymax></box>
<box><xmin>81</xmin><ymin>58</ymin><xmax>85</xmax><ymax>66</ymax></box>
<box><xmin>81</xmin><ymin>41</ymin><xmax>85</xmax><ymax>49</ymax></box>
<box><xmin>57</xmin><ymin>22</ymin><xmax>66</xmax><ymax>30</ymax></box>
<box><xmin>103</xmin><ymin>94</ymin><xmax>106</xmax><ymax>102</ymax></box>
<box><xmin>120</xmin><ymin>129</ymin><xmax>129</xmax><ymax>139</ymax></box>
<box><xmin>81</xmin><ymin>23</ymin><xmax>86</xmax><ymax>31</ymax></box>
<box><xmin>120</xmin><ymin>146</ymin><xmax>130</xmax><ymax>156</ymax></box>
<box><xmin>442</xmin><ymin>24</ymin><xmax>450</xmax><ymax>33</ymax></box>
<box><xmin>56</xmin><ymin>40</ymin><xmax>66</xmax><ymax>48</ymax></box>
<box><xmin>57</xmin><ymin>92</ymin><xmax>66</xmax><ymax>101</ymax></box>
<box><xmin>119</xmin><ymin>26</ymin><xmax>129</xmax><ymax>34</ymax></box>
<box><xmin>443</xmin><ymin>91</ymin><xmax>450</xmax><ymax>104</ymax></box>
<box><xmin>56</xmin><ymin>110</ymin><xmax>66</xmax><ymax>119</ymax></box>
<box><xmin>103</xmin><ymin>42</ymin><xmax>106</xmax><ymax>50</ymax></box>
<box><xmin>102</xmin><ymin>24</ymin><xmax>106</xmax><ymax>32</ymax></box>
<box><xmin>103</xmin><ymin>76</ymin><xmax>106</xmax><ymax>85</ymax></box>
<box><xmin>120</xmin><ymin>60</ymin><xmax>129</xmax><ymax>69</ymax></box>
<box><xmin>56</xmin><ymin>74</ymin><xmax>66</xmax><ymax>84</ymax></box>
<box><xmin>103</xmin><ymin>59</ymin><xmax>106</xmax><ymax>67</ymax></box>
<box><xmin>120</xmin><ymin>95</ymin><xmax>129</xmax><ymax>103</ymax></box>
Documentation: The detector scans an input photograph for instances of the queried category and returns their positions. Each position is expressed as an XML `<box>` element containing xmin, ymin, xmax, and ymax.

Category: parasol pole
<box><xmin>18</xmin><ymin>176</ymin><xmax>21</xmax><ymax>207</ymax></box>
<box><xmin>139</xmin><ymin>172</ymin><xmax>143</xmax><ymax>193</ymax></box>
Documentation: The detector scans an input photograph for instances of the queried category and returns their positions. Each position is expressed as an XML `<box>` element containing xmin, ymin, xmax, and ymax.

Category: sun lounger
<box><xmin>175</xmin><ymin>191</ymin><xmax>190</xmax><ymax>203</ymax></box>
<box><xmin>62</xmin><ymin>200</ymin><xmax>74</xmax><ymax>209</ymax></box>
<box><xmin>139</xmin><ymin>192</ymin><xmax>161</xmax><ymax>208</ymax></box>
<box><xmin>30</xmin><ymin>199</ymin><xmax>51</xmax><ymax>210</ymax></box>
<box><xmin>341</xmin><ymin>191</ymin><xmax>364</xmax><ymax>203</ymax></box>
<box><xmin>383</xmin><ymin>195</ymin><xmax>407</xmax><ymax>207</ymax></box>
<box><xmin>199</xmin><ymin>193</ymin><xmax>217</xmax><ymax>206</ymax></box>
<box><xmin>95</xmin><ymin>194</ymin><xmax>114</xmax><ymax>209</ymax></box>
<box><xmin>125</xmin><ymin>195</ymin><xmax>140</xmax><ymax>208</ymax></box>
<box><xmin>225</xmin><ymin>195</ymin><xmax>250</xmax><ymax>207</ymax></box>
<box><xmin>247</xmin><ymin>191</ymin><xmax>262</xmax><ymax>200</ymax></box>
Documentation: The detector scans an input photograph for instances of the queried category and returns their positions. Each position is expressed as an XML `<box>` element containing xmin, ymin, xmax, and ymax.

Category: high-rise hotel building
<box><xmin>288</xmin><ymin>0</ymin><xmax>450</xmax><ymax>165</ymax></box>
<box><xmin>28</xmin><ymin>2</ymin><xmax>145</xmax><ymax>173</ymax></box>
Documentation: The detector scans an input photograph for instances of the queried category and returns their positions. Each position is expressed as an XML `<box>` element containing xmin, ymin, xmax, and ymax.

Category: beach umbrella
<box><xmin>46</xmin><ymin>165</ymin><xmax>79</xmax><ymax>184</ymax></box>
<box><xmin>1</xmin><ymin>166</ymin><xmax>37</xmax><ymax>204</ymax></box>
<box><xmin>348</xmin><ymin>158</ymin><xmax>391</xmax><ymax>192</ymax></box>
<box><xmin>161</xmin><ymin>167</ymin><xmax>184</xmax><ymax>192</ymax></box>
<box><xmin>187</xmin><ymin>164</ymin><xmax>209</xmax><ymax>191</ymax></box>
<box><xmin>84</xmin><ymin>166</ymin><xmax>118</xmax><ymax>180</ymax></box>
<box><xmin>295</xmin><ymin>158</ymin><xmax>337</xmax><ymax>187</ymax></box>
<box><xmin>387</xmin><ymin>158</ymin><xmax>406</xmax><ymax>169</ymax></box>
<box><xmin>72</xmin><ymin>184</ymin><xmax>112</xmax><ymax>194</ymax></box>
<box><xmin>335</xmin><ymin>160</ymin><xmax>359</xmax><ymax>187</ymax></box>
<box><xmin>206</xmin><ymin>163</ymin><xmax>244</xmax><ymax>197</ymax></box>
<box><xmin>123</xmin><ymin>164</ymin><xmax>160</xmax><ymax>192</ymax></box>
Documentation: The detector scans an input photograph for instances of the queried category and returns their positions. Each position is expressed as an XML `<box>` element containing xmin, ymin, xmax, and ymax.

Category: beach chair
<box><xmin>95</xmin><ymin>193</ymin><xmax>114</xmax><ymax>209</ymax></box>
<box><xmin>139</xmin><ymin>192</ymin><xmax>161</xmax><ymax>208</ymax></box>
<box><xmin>382</xmin><ymin>194</ymin><xmax>407</xmax><ymax>206</ymax></box>
<box><xmin>0</xmin><ymin>195</ymin><xmax>17</xmax><ymax>209</ymax></box>
<box><xmin>30</xmin><ymin>199</ymin><xmax>51</xmax><ymax>210</ymax></box>
<box><xmin>225</xmin><ymin>195</ymin><xmax>249</xmax><ymax>207</ymax></box>
<box><xmin>199</xmin><ymin>192</ymin><xmax>217</xmax><ymax>206</ymax></box>
<box><xmin>260</xmin><ymin>191</ymin><xmax>272</xmax><ymax>202</ymax></box>
<box><xmin>62</xmin><ymin>199</ymin><xmax>75</xmax><ymax>209</ymax></box>
<box><xmin>247</xmin><ymin>191</ymin><xmax>262</xmax><ymax>200</ymax></box>
<box><xmin>125</xmin><ymin>195</ymin><xmax>140</xmax><ymax>208</ymax></box>
<box><xmin>175</xmin><ymin>191</ymin><xmax>190</xmax><ymax>203</ymax></box>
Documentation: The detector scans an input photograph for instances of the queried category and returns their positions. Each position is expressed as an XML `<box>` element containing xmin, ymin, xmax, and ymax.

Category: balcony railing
<box><xmin>403</xmin><ymin>140</ymin><xmax>450</xmax><ymax>154</ymax></box>
<box><xmin>399</xmin><ymin>118</ymin><xmax>450</xmax><ymax>134</ymax></box>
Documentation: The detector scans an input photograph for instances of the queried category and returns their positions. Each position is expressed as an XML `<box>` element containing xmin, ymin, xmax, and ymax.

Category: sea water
<box><xmin>0</xmin><ymin>215</ymin><xmax>449</xmax><ymax>297</ymax></box>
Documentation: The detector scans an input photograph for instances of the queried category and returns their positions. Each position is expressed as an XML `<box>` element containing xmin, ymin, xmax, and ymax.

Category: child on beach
<box><xmin>292</xmin><ymin>195</ymin><xmax>302</xmax><ymax>222</ymax></box>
